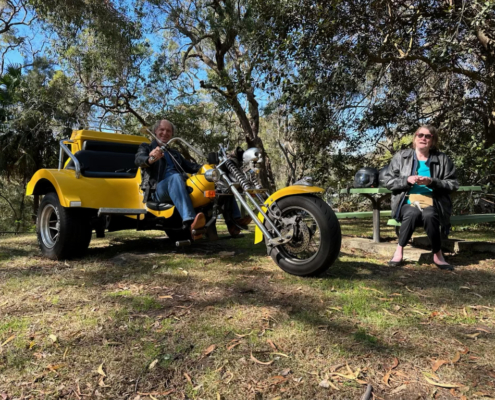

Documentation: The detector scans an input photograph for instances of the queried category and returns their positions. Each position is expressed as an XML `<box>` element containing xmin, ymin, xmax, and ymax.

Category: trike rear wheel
<box><xmin>37</xmin><ymin>192</ymin><xmax>92</xmax><ymax>260</ymax></box>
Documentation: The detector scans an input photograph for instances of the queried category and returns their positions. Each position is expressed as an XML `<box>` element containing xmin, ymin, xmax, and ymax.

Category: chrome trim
<box><xmin>39</xmin><ymin>203</ymin><xmax>59</xmax><ymax>249</ymax></box>
<box><xmin>243</xmin><ymin>191</ymin><xmax>285</xmax><ymax>238</ymax></box>
<box><xmin>98</xmin><ymin>208</ymin><xmax>147</xmax><ymax>217</ymax></box>
<box><xmin>58</xmin><ymin>139</ymin><xmax>81</xmax><ymax>179</ymax></box>
<box><xmin>220</xmin><ymin>172</ymin><xmax>292</xmax><ymax>245</ymax></box>
<box><xmin>142</xmin><ymin>126</ymin><xmax>206</xmax><ymax>160</ymax></box>
<box><xmin>204</xmin><ymin>169</ymin><xmax>220</xmax><ymax>182</ymax></box>
<box><xmin>166</xmin><ymin>137</ymin><xmax>206</xmax><ymax>160</ymax></box>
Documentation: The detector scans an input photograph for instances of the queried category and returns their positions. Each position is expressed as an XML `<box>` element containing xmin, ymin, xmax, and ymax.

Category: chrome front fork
<box><xmin>218</xmin><ymin>171</ymin><xmax>292</xmax><ymax>246</ymax></box>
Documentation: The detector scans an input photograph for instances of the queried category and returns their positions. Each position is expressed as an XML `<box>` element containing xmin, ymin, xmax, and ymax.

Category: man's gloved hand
<box><xmin>148</xmin><ymin>146</ymin><xmax>164</xmax><ymax>164</ymax></box>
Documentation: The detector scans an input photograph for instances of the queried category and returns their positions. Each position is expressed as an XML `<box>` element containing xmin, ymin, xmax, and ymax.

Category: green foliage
<box><xmin>253</xmin><ymin>0</ymin><xmax>495</xmax><ymax>193</ymax></box>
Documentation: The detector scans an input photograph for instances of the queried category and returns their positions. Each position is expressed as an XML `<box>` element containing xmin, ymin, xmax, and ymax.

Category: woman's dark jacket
<box><xmin>135</xmin><ymin>140</ymin><xmax>202</xmax><ymax>201</ymax></box>
<box><xmin>384</xmin><ymin>148</ymin><xmax>459</xmax><ymax>233</ymax></box>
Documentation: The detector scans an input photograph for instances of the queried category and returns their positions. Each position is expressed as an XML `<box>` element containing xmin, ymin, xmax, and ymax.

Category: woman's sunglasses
<box><xmin>416</xmin><ymin>133</ymin><xmax>432</xmax><ymax>139</ymax></box>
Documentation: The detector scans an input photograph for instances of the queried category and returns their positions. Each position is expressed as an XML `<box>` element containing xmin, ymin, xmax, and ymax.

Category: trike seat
<box><xmin>66</xmin><ymin>150</ymin><xmax>137</xmax><ymax>178</ymax></box>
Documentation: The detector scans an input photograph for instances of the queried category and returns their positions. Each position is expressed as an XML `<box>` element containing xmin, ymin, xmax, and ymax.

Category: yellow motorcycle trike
<box><xmin>26</xmin><ymin>130</ymin><xmax>341</xmax><ymax>276</ymax></box>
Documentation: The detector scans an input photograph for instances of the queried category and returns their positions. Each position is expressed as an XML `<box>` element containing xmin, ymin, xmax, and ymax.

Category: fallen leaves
<box><xmin>465</xmin><ymin>332</ymin><xmax>480</xmax><ymax>340</ymax></box>
<box><xmin>363</xmin><ymin>286</ymin><xmax>384</xmax><ymax>295</ymax></box>
<box><xmin>383</xmin><ymin>357</ymin><xmax>399</xmax><ymax>386</ymax></box>
<box><xmin>423</xmin><ymin>372</ymin><xmax>464</xmax><ymax>388</ymax></box>
<box><xmin>250</xmin><ymin>352</ymin><xmax>274</xmax><ymax>365</ymax></box>
<box><xmin>203</xmin><ymin>344</ymin><xmax>216</xmax><ymax>357</ymax></box>
<box><xmin>451</xmin><ymin>352</ymin><xmax>461</xmax><ymax>363</ymax></box>
<box><xmin>0</xmin><ymin>335</ymin><xmax>15</xmax><ymax>347</ymax></box>
<box><xmin>97</xmin><ymin>363</ymin><xmax>109</xmax><ymax>388</ymax></box>
<box><xmin>148</xmin><ymin>359</ymin><xmax>159</xmax><ymax>370</ymax></box>
<box><xmin>319</xmin><ymin>379</ymin><xmax>338</xmax><ymax>390</ymax></box>
<box><xmin>432</xmin><ymin>359</ymin><xmax>448</xmax><ymax>372</ymax></box>
<box><xmin>266</xmin><ymin>339</ymin><xmax>277</xmax><ymax>350</ymax></box>
<box><xmin>227</xmin><ymin>340</ymin><xmax>241</xmax><ymax>351</ymax></box>
<box><xmin>48</xmin><ymin>334</ymin><xmax>58</xmax><ymax>343</ymax></box>
<box><xmin>183</xmin><ymin>372</ymin><xmax>192</xmax><ymax>385</ymax></box>
<box><xmin>97</xmin><ymin>363</ymin><xmax>106</xmax><ymax>377</ymax></box>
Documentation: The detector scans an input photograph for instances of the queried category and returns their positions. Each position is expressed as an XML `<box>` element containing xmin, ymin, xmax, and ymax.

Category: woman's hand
<box><xmin>148</xmin><ymin>146</ymin><xmax>164</xmax><ymax>164</ymax></box>
<box><xmin>416</xmin><ymin>176</ymin><xmax>432</xmax><ymax>185</ymax></box>
<box><xmin>407</xmin><ymin>175</ymin><xmax>419</xmax><ymax>185</ymax></box>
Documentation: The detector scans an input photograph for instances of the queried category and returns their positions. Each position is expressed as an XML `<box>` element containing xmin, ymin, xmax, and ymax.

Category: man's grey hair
<box><xmin>152</xmin><ymin>119</ymin><xmax>176</xmax><ymax>135</ymax></box>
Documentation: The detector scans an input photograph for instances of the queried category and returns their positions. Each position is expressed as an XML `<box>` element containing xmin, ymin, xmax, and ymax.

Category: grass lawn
<box><xmin>1</xmin><ymin>221</ymin><xmax>494</xmax><ymax>399</ymax></box>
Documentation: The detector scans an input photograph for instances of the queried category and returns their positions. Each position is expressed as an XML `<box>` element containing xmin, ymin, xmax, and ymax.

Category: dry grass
<box><xmin>1</xmin><ymin>222</ymin><xmax>495</xmax><ymax>399</ymax></box>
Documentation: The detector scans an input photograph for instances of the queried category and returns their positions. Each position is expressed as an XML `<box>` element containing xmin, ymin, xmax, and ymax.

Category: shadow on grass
<box><xmin>2</xmin><ymin>231</ymin><xmax>495</xmax><ymax>398</ymax></box>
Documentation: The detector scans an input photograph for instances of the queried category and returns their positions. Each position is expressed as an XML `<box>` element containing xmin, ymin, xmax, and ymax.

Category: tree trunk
<box><xmin>227</xmin><ymin>95</ymin><xmax>276</xmax><ymax>191</ymax></box>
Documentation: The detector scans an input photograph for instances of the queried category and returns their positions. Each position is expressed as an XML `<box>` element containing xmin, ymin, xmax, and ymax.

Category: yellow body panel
<box><xmin>253</xmin><ymin>185</ymin><xmax>324</xmax><ymax>244</ymax></box>
<box><xmin>69</xmin><ymin>129</ymin><xmax>149</xmax><ymax>153</ymax></box>
<box><xmin>26</xmin><ymin>169</ymin><xmax>144</xmax><ymax>211</ymax></box>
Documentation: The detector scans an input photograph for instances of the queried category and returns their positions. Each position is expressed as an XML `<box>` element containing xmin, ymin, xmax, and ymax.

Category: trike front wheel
<box><xmin>266</xmin><ymin>195</ymin><xmax>341</xmax><ymax>276</ymax></box>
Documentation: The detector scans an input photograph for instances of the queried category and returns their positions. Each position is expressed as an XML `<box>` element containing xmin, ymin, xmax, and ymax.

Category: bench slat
<box><xmin>336</xmin><ymin>210</ymin><xmax>392</xmax><ymax>219</ymax></box>
<box><xmin>387</xmin><ymin>214</ymin><xmax>495</xmax><ymax>226</ymax></box>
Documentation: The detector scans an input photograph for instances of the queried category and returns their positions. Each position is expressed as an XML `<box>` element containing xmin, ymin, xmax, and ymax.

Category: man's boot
<box><xmin>189</xmin><ymin>212</ymin><xmax>206</xmax><ymax>240</ymax></box>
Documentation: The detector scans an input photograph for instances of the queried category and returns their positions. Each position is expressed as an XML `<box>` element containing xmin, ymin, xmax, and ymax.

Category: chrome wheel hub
<box><xmin>40</xmin><ymin>204</ymin><xmax>60</xmax><ymax>248</ymax></box>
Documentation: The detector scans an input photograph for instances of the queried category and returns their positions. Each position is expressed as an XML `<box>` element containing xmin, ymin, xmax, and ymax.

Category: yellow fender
<box><xmin>253</xmin><ymin>185</ymin><xmax>324</xmax><ymax>244</ymax></box>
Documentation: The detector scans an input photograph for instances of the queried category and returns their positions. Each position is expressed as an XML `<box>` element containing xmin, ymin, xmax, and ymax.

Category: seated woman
<box><xmin>384</xmin><ymin>125</ymin><xmax>459</xmax><ymax>270</ymax></box>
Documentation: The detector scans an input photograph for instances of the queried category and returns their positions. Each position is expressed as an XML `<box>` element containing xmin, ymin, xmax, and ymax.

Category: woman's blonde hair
<box><xmin>412</xmin><ymin>125</ymin><xmax>439</xmax><ymax>151</ymax></box>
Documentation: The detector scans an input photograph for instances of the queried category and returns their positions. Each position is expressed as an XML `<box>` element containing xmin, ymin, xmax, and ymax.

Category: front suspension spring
<box><xmin>250</xmin><ymin>172</ymin><xmax>264</xmax><ymax>190</ymax></box>
<box><xmin>225</xmin><ymin>159</ymin><xmax>252</xmax><ymax>191</ymax></box>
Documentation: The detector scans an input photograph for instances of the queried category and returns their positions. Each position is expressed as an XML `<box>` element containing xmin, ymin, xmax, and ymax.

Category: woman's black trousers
<box><xmin>398</xmin><ymin>204</ymin><xmax>441</xmax><ymax>253</ymax></box>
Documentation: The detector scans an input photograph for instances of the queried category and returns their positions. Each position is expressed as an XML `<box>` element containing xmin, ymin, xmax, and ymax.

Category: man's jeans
<box><xmin>154</xmin><ymin>173</ymin><xmax>242</xmax><ymax>222</ymax></box>
<box><xmin>154</xmin><ymin>174</ymin><xmax>196</xmax><ymax>222</ymax></box>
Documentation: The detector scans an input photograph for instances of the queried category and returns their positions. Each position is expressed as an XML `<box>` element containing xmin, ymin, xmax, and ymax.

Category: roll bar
<box><xmin>58</xmin><ymin>139</ymin><xmax>81</xmax><ymax>179</ymax></box>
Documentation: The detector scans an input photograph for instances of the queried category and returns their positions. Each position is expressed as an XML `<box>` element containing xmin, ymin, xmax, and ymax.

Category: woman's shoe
<box><xmin>387</xmin><ymin>259</ymin><xmax>403</xmax><ymax>267</ymax></box>
<box><xmin>433</xmin><ymin>262</ymin><xmax>454</xmax><ymax>271</ymax></box>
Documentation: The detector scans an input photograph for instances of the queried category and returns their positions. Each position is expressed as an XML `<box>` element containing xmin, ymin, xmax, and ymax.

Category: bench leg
<box><xmin>363</xmin><ymin>194</ymin><xmax>384</xmax><ymax>243</ymax></box>
<box><xmin>373</xmin><ymin>208</ymin><xmax>380</xmax><ymax>243</ymax></box>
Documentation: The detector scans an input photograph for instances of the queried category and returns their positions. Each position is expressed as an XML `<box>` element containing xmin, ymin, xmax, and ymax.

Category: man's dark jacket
<box><xmin>384</xmin><ymin>148</ymin><xmax>459</xmax><ymax>233</ymax></box>
<box><xmin>135</xmin><ymin>140</ymin><xmax>202</xmax><ymax>200</ymax></box>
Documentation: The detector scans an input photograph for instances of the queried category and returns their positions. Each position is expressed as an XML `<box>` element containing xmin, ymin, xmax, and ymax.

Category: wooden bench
<box><xmin>339</xmin><ymin>186</ymin><xmax>484</xmax><ymax>242</ymax></box>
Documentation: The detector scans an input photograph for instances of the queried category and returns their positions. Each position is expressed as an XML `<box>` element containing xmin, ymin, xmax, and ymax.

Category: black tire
<box><xmin>266</xmin><ymin>195</ymin><xmax>341</xmax><ymax>276</ymax></box>
<box><xmin>164</xmin><ymin>228</ymin><xmax>190</xmax><ymax>242</ymax></box>
<box><xmin>36</xmin><ymin>192</ymin><xmax>92</xmax><ymax>260</ymax></box>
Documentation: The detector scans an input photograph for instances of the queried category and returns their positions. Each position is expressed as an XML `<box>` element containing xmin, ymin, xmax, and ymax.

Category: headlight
<box><xmin>204</xmin><ymin>169</ymin><xmax>220</xmax><ymax>182</ymax></box>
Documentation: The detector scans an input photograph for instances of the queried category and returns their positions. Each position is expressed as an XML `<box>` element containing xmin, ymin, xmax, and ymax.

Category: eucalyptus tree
<box><xmin>0</xmin><ymin>60</ymin><xmax>82</xmax><ymax>228</ymax></box>
<box><xmin>255</xmin><ymin>0</ymin><xmax>495</xmax><ymax>186</ymax></box>
<box><xmin>29</xmin><ymin>0</ymin><xmax>151</xmax><ymax>129</ymax></box>
<box><xmin>0</xmin><ymin>0</ymin><xmax>37</xmax><ymax>73</ymax></box>
<box><xmin>145</xmin><ymin>0</ymin><xmax>276</xmax><ymax>189</ymax></box>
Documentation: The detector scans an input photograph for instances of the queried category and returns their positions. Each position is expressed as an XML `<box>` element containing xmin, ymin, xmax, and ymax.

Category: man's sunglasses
<box><xmin>416</xmin><ymin>133</ymin><xmax>432</xmax><ymax>139</ymax></box>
